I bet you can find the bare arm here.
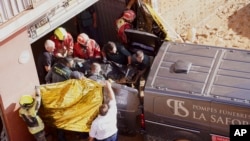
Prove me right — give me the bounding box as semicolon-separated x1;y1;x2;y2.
127;56;132;65
88;137;94;141
105;81;115;101
35;86;41;111
126;0;136;9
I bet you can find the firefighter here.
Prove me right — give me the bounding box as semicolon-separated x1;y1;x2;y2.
45;57;74;83
50;27;74;58
115;9;136;44
19;92;46;141
73;33;101;60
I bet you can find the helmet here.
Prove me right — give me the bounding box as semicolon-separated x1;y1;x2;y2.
77;33;89;45
19;95;34;107
54;27;67;40
122;10;136;22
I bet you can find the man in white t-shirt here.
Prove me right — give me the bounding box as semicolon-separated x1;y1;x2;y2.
89;81;118;141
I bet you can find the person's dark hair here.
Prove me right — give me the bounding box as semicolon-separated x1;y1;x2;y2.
104;41;116;53
59;57;74;66
99;104;109;116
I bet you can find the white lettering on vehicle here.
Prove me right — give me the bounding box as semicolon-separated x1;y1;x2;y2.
166;99;189;117
164;99;250;125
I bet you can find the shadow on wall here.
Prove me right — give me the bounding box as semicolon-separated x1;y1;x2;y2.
228;3;250;39
3;102;34;141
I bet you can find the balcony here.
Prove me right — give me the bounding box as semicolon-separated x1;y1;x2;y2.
0;0;38;25
0;0;98;43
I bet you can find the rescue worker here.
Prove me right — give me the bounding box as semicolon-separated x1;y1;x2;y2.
45;57;74;141
131;50;150;72
45;57;74;83
19;92;46;141
50;27;74;58
73;33;101;60
102;41;132;66
102;41;132;82
115;9;136;44
131;50;151;87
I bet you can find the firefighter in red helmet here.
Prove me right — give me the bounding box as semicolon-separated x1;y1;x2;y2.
50;27;74;58
115;10;136;44
73;33;101;60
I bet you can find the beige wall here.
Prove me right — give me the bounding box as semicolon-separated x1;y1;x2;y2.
0;28;39;141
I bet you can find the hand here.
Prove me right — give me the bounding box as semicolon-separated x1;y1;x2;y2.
104;80;112;88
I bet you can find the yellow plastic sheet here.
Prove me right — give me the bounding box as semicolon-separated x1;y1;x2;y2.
37;79;103;132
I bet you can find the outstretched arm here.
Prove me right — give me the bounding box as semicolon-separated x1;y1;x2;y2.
35;86;42;111
105;81;115;101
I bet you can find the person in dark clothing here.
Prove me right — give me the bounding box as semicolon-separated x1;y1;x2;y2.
37;40;55;84
131;50;151;87
131;50;150;71
45;57;74;83
76;5;100;44
45;57;74;141
102;41;131;66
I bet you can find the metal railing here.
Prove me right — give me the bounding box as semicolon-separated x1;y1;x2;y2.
0;0;43;25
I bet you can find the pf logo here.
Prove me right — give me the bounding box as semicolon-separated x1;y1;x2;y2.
166;99;189;117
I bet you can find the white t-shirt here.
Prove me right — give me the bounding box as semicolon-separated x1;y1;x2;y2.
89;99;118;140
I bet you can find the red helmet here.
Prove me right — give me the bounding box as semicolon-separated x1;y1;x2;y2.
77;33;89;45
122;10;136;22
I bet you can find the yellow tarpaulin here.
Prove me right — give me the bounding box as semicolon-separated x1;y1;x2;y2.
37;79;103;132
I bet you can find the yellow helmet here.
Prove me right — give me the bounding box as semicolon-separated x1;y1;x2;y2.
19;95;34;107
54;27;67;40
